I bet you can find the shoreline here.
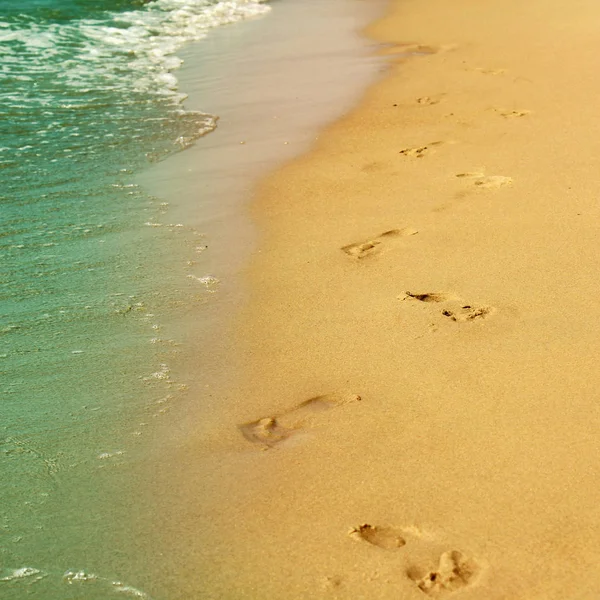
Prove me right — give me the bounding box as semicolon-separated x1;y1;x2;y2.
136;2;386;447
179;0;600;597
132;2;389;598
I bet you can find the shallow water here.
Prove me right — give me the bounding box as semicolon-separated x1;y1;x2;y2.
130;0;388;597
138;0;387;419
1;0;387;595
1;1;270;597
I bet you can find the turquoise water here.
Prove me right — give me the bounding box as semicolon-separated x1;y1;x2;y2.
0;0;270;597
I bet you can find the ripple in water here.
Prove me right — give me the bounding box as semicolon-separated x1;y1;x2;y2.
1;0;271;596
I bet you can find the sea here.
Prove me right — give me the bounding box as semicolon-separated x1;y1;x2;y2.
0;0;383;597
0;1;271;598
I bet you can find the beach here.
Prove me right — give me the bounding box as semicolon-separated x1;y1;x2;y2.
4;0;600;597
155;0;600;598
1;0;386;597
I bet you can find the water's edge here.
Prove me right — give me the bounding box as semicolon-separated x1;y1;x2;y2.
132;1;389;597
0;0;388;597
136;0;387;443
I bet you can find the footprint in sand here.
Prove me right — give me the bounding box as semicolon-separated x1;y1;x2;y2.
494;108;531;118
238;417;290;447
349;524;407;550
399;141;444;158
239;392;361;448
403;292;455;304
417;95;444;106
407;550;481;596
360;160;387;173
380;43;444;57
442;305;493;322
473;67;506;75
348;523;484;594
455;172;513;189
401;291;494;323
341;228;418;259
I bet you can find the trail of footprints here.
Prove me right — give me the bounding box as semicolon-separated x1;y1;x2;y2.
239;63;522;595
340;229;495;324
349;523;482;596
337;78;512;590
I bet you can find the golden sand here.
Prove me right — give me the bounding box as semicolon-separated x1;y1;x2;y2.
158;0;600;597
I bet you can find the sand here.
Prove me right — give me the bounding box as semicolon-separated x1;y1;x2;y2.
155;0;600;598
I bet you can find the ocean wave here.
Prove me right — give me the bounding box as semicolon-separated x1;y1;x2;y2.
0;0;270;171
0;566;152;599
0;1;271;103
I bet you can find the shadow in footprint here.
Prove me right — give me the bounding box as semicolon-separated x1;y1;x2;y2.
455;172;512;189
239;417;291;447
442;305;493;322
380;43;444;57
399;141;444;158
342;228;418;259
494;108;531;118
403;291;454;303
417;95;444;106
408;550;480;596
239;392;361;448
349;524;407;550
473;67;506;75
401;292;494;324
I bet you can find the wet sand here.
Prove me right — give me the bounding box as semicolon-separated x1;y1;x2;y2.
153;0;600;598
135;1;387;598
136;0;385;447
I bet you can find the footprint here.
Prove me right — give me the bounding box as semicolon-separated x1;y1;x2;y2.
342;227;418;259
455;172;512;189
380;43;441;57
401;292;494;324
399;141;444;158
494;108;531;118
473;67;506;75
442;305;493;322
238;417;291;447
349;524;407;550
417;95;444;106
239;392;361;448
360;160;387;173
322;575;343;590
402;291;454;303
473;175;512;189
407;550;480;596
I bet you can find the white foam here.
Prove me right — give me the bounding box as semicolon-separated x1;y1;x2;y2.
97;450;125;460
112;582;151;598
188;274;220;287
0;567;44;582
60;570;152;598
146;363;171;381
64;570;98;583
0;0;271;119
